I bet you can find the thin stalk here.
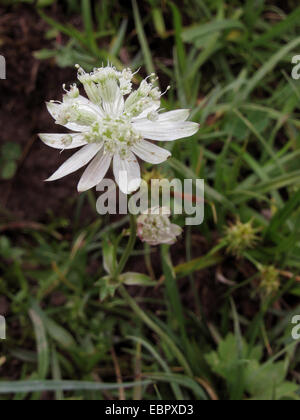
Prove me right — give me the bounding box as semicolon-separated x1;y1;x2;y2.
144;243;156;281
113;215;192;376
113;214;137;280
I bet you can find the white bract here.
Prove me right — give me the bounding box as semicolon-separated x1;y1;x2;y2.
137;207;182;246
39;65;200;194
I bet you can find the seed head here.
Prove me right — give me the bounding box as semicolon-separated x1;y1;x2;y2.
224;218;261;258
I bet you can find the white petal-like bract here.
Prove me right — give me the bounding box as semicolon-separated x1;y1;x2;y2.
46;144;102;182
157;109;190;122
78;150;112;192
132;140;171;164
113;152;141;194
132;120;200;141
39;133;87;150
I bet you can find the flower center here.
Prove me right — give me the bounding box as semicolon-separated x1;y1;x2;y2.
84;116;142;157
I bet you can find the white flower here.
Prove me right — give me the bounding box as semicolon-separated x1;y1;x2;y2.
39;65;200;194
137;207;182;246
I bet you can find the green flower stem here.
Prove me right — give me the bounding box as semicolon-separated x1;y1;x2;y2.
114;214;192;376
144;243;156;281
113;214;137;280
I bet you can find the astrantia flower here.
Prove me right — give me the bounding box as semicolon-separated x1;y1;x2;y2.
39;65;200;194
137;207;182;246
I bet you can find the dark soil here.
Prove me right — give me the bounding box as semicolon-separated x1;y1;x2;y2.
0;5;86;222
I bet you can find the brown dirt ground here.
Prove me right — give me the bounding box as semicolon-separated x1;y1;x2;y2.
0;5;89;222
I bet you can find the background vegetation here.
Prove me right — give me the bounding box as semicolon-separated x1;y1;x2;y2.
0;0;300;400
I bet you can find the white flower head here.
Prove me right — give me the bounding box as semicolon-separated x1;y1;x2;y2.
39;65;200;194
137;207;182;246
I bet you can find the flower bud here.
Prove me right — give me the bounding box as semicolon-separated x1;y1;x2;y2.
137;207;182;246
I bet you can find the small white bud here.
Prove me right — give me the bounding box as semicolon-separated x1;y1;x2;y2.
137;207;182;246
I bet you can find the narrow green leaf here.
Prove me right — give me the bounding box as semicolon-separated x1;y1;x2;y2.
145;373;208;400
81;0;97;52
0;380;152;394
128;336;184;400
29;306;50;379
267;189;300;235
167;158;235;210
242;37;300;99
132;0;156;76
175;254;224;277
110;19;128;57
161;245;188;349
102;238;116;275
120;272;156;286
251;8;300;47
182;19;245;42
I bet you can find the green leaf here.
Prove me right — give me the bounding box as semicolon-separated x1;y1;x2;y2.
242;37;300;100
44;317;76;350
109;19;128;56
1;142;22;160
205;334;262;393
0;380;152;394
267;189;300;236
182;19;245;43
96;276;119;301
29;306;50;379
161;245;188;349
144;373;208;400
120;272;156;286
132;0;156;76
169;1;186;74
51;348;63;401
1;161;17;180
224;110;269;141
102;238;116;275
233;170;300;203
167;158;235;211
38;10;87;46
30;301;76;350
175;253;224;277
34;49;57;60
251;8;300;47
81;0;98;54
244;361;298;400
128;336;184;400
152;7;167;38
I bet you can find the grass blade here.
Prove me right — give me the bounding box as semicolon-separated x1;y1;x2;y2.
0;380;151;394
29;305;50;379
132;0;156;76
